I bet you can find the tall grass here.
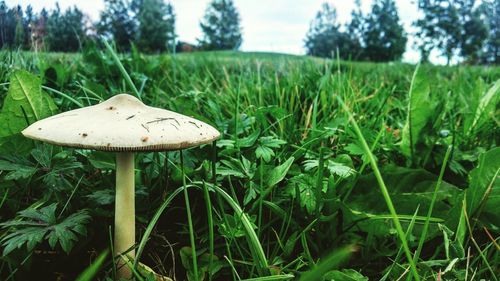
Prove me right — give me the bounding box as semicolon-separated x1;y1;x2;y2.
0;48;498;280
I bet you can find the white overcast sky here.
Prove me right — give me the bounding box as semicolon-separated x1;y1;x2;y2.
8;0;447;63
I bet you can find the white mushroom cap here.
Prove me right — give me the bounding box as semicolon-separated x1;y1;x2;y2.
22;94;220;152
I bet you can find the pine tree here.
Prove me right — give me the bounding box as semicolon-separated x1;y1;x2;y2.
46;4;86;52
23;5;34;49
199;0;242;50
0;2;21;48
14;19;24;48
304;3;350;58
13;5;24;48
346;0;365;60
98;0;138;51
480;0;499;64
363;0;407;62
415;0;462;64
459;4;488;64
136;0;176;53
0;2;6;47
416;0;490;64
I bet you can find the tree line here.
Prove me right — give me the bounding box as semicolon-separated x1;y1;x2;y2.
0;0;498;64
305;0;499;64
0;0;241;53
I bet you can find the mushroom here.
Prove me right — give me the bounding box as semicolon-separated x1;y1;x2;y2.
22;94;220;279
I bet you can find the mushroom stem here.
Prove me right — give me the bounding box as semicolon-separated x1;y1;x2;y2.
115;152;135;279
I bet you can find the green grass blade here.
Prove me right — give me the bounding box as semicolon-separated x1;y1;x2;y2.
337;96;421;281
103;40;141;100
315;146;324;216
413;146;452;264
41;86;84;108
241;274;295;281
463;201;498;280
180;150;199;281
75;249;109;281
202;181;215;281
134;186;184;268
299;245;356;281
382;206;420;281
190;181;269;273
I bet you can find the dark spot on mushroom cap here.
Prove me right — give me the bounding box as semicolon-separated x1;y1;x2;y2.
107;106;116;110
38;128;42;130
82;133;88;137
141;136;149;142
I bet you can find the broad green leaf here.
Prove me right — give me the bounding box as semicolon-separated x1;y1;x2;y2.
243;182;258;205
465;147;500;226
267;157;294;188
87;151;116;170
0;157;37;180
299;245;355;281
239;129;260;148
438;223;465;259
256;136;286;162
256;145;274;162
0;70;58;154
218;213;252;239
288;174;327;215
347;165;461;238
303;159;355;179
400;65;436;159
31;144;53;168
179;246;193;271
86;189;115;205
0;135;34;155
344;143;364;156
324;269;368;281
218;156;256;179
1;204;90;256
468;79;500;134
179;246;222;281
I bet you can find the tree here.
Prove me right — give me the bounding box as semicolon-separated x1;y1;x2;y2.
416;0;462;64
363;0;407;62
46;4;86;52
479;0;499;64
346;0;365;60
23;5;34;49
304;3;351;58
136;0;176;53
13;6;24;48
453;0;488;64
0;2;17;48
415;0;490;64
199;0;242;50
459;4;488;63
98;0;138;51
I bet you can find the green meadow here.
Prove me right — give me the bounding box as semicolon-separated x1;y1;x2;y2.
0;47;498;280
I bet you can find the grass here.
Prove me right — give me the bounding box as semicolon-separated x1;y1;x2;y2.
0;47;498;280
337;95;419;281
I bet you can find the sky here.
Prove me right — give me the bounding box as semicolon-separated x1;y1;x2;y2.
8;0;446;64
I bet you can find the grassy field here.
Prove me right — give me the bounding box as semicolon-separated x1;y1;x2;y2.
0;47;498;280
